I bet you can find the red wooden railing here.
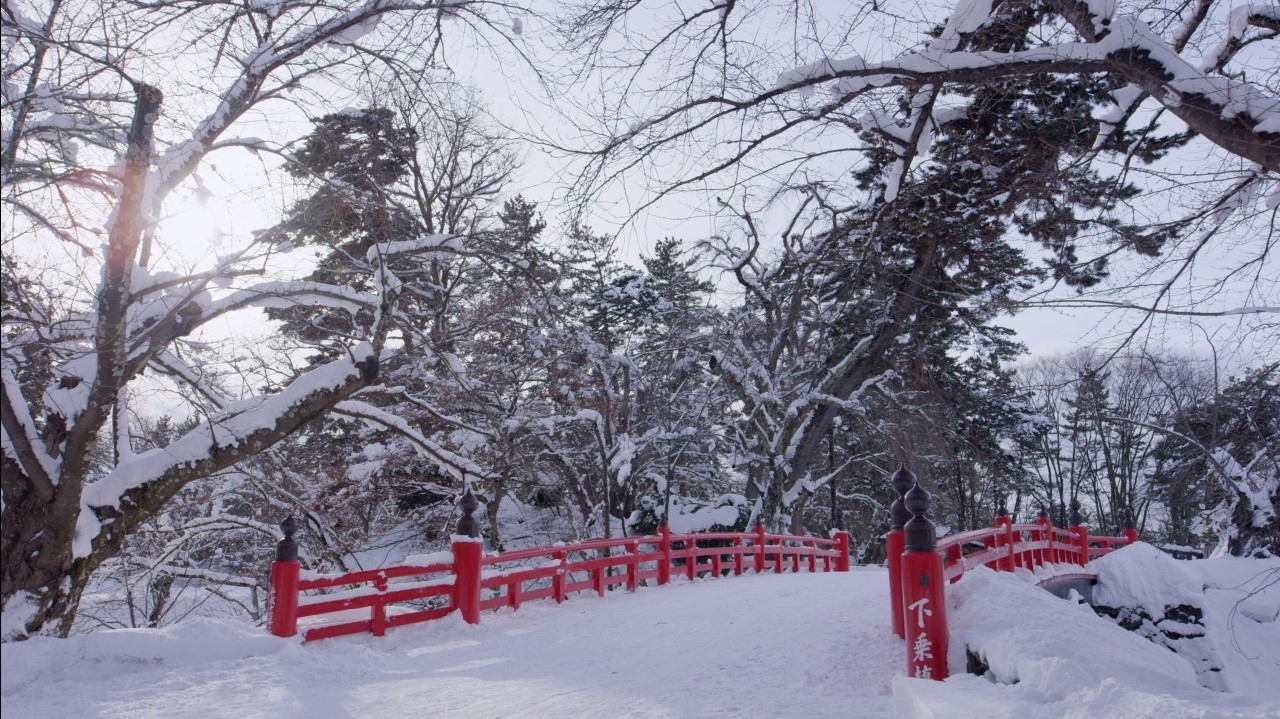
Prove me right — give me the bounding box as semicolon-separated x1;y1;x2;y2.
267;500;850;642
884;467;1138;681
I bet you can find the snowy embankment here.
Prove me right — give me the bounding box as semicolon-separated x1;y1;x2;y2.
3;552;1278;719
900;556;1279;718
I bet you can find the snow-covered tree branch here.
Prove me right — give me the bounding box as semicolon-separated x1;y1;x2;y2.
1;0;527;639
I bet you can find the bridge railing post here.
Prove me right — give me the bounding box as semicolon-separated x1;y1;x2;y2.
832;530;851;572
268;517;300;638
753;523;767;574
901;479;948;681
1122;508;1139;545
626;540;639;591
1069;499;1088;566
1036;506;1051;567
658;525;672;585
994;498;1013;572
550;549;567;601
886;466;913;638
452;489;483;625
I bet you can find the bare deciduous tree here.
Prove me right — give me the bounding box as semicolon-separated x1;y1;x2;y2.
1;0;530;639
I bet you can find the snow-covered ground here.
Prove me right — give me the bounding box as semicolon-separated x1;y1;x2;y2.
2;551;1277;719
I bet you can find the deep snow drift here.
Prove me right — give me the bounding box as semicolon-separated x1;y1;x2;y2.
2;551;1277;719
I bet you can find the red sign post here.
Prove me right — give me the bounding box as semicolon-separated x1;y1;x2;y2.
268;517;300;638
900;481;948;680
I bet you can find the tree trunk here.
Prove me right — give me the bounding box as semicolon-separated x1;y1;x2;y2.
0;459;84;638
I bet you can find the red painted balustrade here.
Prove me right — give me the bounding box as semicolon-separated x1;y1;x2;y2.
884;466;1140;681
1085;533;1137;560
268;513;850;642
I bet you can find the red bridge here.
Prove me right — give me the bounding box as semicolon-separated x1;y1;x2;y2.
267;467;1135;683
267;491;850;642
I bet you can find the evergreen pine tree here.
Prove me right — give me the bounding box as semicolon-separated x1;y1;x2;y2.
1152;365;1279;556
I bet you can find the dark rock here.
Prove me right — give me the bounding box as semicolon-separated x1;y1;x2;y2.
1093;601;1224;691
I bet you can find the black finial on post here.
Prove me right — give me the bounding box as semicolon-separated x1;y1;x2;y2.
276;516;298;562
903;481;937;553
1069;498;1082;527
1037;504;1048;521
456;489;480;538
889;465;914;531
995;494;1009;518
1122;508;1136;531
891;465;914;495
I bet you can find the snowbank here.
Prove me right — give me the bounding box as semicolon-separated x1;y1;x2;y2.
0;618;287;696
1091;542;1224;689
894;552;1280;718
1092;542;1204;620
950;567;1199;699
1184;554;1280;698
1088;543;1280;698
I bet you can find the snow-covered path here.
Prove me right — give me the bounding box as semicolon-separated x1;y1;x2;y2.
2;570;901;719
4;554;1278;719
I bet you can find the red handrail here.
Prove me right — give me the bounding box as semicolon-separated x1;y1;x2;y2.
1084;534;1132;559
268;527;851;641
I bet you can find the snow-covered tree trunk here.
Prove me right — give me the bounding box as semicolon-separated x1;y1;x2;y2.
3;82;158;635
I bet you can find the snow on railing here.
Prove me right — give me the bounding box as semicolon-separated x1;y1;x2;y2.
884;466;1138;681
268;491;851;642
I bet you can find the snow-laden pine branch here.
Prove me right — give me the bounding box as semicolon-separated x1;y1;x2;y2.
332;399;496;481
